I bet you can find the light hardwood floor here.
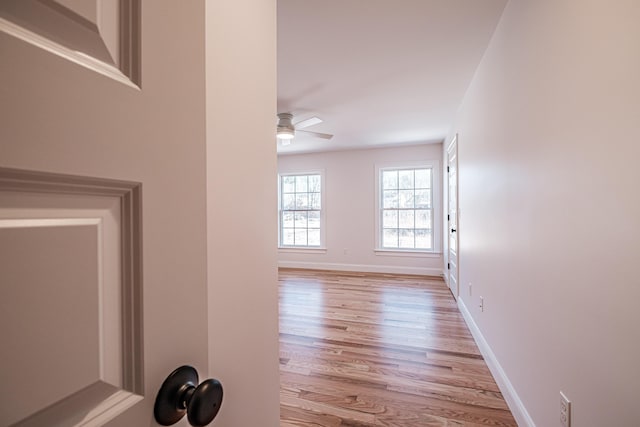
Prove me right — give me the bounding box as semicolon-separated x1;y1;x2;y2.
279;268;517;427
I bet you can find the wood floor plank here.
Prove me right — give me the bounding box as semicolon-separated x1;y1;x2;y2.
279;268;517;427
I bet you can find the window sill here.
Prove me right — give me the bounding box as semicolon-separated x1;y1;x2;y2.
374;249;442;258
279;247;327;254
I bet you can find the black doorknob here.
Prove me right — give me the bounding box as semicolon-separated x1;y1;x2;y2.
154;365;223;426
451;228;457;233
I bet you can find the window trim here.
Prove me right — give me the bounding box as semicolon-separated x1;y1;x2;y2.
374;160;441;254
277;170;326;249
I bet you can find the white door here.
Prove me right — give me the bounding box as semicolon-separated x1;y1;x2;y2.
447;135;459;298
0;2;212;426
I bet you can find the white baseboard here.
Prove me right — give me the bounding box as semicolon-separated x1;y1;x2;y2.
457;298;535;427
278;261;443;277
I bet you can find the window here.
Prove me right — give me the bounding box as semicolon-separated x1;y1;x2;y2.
378;166;433;250
279;173;323;247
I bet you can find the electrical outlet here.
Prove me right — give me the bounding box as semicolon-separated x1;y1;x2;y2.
560;391;571;427
479;296;484;312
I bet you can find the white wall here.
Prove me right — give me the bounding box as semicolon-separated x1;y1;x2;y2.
206;1;280;426
445;1;640;426
278;144;443;276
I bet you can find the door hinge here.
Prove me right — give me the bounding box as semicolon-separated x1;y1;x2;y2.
447;166;450;173
447;263;450;270
447;214;450;221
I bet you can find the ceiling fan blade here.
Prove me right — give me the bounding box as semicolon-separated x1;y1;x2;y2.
294;116;322;130
299;130;334;140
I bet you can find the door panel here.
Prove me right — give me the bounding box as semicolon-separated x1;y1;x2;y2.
0;170;143;426
0;1;208;425
447;135;459;298
2;223;102;425
0;0;140;87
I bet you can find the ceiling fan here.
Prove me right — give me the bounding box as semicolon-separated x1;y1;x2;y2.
276;113;333;145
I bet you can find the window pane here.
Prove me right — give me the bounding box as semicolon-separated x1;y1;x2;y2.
415;209;431;229
282;176;295;193
308;211;320;228
415;229;432;249
383;229;398;248
294;229;307;245
382;170;398;190
399;210;414;229
415;169;430;189
399;170;414;189
294;211;308;228
308;175;321;192
378;167;433;252
399;229;415;248
280;173;323;248
282;211;294;228
383;190;398;209
295;193;309;209
383;210;397;228
309;192;321;209
282;229;294;245
283;194;296;210
415;189;430;208
308;229;320;246
295;175;308;192
399;190;414;208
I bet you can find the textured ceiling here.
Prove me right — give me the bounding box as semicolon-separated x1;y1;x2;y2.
277;0;507;154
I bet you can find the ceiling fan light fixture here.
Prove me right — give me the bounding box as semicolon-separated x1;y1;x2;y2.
276;127;295;139
276;113;295;139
